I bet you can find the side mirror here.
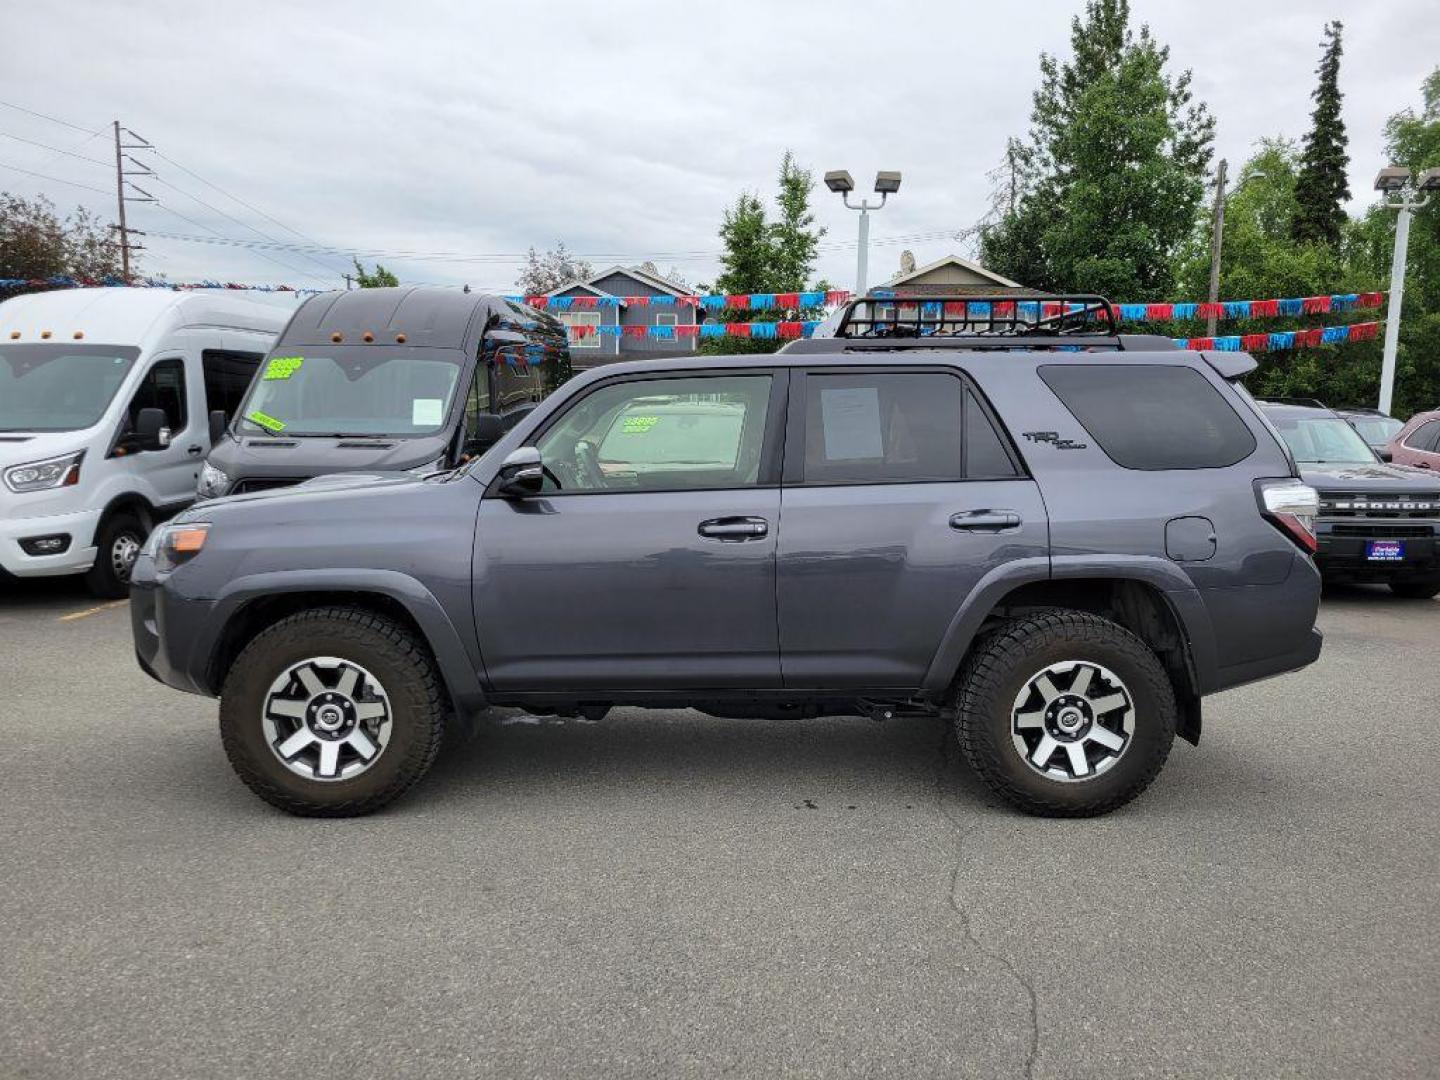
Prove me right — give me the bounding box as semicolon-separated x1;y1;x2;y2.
209;409;228;446
135;407;171;451
466;413;506;454
1378;448;1394;463
496;446;544;498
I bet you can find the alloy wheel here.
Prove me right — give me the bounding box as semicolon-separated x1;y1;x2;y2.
1011;660;1134;782
261;657;393;782
111;532;141;582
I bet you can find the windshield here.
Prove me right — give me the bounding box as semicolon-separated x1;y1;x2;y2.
1270;413;1378;465
0;345;139;432
1347;415;1403;444
237;347;464;437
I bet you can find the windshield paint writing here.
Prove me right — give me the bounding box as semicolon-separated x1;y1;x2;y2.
245;410;286;433
263;356;304;381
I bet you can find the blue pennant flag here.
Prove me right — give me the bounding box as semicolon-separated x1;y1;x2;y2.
699;323;726;338
1277;298;1303;316
1223;301;1251;319
797;291;825;308
1119;304;1146;321
1171;303;1197;320
1321;325;1349;344
548;296;573;311
1268;331;1296;351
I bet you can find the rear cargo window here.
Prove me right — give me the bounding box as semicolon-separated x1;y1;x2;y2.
1039;364;1256;470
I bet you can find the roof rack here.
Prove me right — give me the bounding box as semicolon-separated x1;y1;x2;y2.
831;294;1120;339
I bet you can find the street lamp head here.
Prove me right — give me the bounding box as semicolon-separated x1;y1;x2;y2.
1374;166;1411;193
1417;167;1440;193
824;170;855;195
873;170;902;195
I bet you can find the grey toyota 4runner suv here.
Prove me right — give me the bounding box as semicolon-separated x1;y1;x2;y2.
130;296;1323;818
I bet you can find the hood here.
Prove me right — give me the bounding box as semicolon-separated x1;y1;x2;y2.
207;432;450;485
1298;461;1440;496
0;430;93;468
183;471;427;517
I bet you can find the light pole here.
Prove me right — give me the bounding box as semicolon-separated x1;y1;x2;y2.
1374;166;1440;415
825;169;902;296
1204;161;1266;338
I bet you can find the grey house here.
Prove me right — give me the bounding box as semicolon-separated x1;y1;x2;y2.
546;265;700;368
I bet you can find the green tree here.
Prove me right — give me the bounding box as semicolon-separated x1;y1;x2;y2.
0;193;127;287
1291;22;1350;247
770;151;825;293
979;0;1214;298
352;259;398;288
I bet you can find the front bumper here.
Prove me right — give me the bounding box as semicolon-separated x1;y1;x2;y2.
129;556;218;697
1315;518;1438;582
0;505;102;578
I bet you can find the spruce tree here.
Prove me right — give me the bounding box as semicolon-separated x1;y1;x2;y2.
1291;21;1351;247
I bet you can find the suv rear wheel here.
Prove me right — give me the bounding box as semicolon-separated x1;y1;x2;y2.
219;606;447;816
954;609;1176;817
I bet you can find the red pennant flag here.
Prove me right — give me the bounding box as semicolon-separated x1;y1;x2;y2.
1188;337;1215;351
1241;333;1268;351
1359;292;1384;308
570;295;597;309
674;323;700;338
824;290;849;306
1145;303;1174;321
1349;321;1380;341
622;324;646;339
1195;302;1222;320
725;294;750;310
1249;299;1278;318
775;293;800;310
942;302;966;317
992;301;1015;318
777;321;803;338
677;295;701;308
623;295;649;306
524;295;548;308
1301;295;1331;314
727;322;751;338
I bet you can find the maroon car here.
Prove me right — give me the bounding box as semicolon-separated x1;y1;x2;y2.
1386;409;1440;472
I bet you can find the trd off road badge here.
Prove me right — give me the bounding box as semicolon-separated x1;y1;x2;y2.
1022;430;1089;450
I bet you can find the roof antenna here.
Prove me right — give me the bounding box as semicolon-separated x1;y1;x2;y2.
463;283;471;293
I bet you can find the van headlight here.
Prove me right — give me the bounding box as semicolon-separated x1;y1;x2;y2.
197;461;231;498
4;450;85;493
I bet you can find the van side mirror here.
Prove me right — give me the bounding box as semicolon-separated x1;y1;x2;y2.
496;446;544;498
467;413;505;454
1378;448;1394;463
135;407;171;452
209;409;228;446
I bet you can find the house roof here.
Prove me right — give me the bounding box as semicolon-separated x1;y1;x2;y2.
882;253;1022;289
588;264;693;298
544;281;613;299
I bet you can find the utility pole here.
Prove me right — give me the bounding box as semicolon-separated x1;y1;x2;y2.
1373;165;1440;415
111;121;155;284
344;273;353;290
1206;158;1228;339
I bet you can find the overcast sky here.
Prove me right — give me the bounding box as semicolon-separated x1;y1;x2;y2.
2;0;1436;299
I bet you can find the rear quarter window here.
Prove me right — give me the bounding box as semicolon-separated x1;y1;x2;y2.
1038;364;1257;470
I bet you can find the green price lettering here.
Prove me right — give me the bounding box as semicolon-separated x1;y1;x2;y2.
263;356;304;380
246;410;286;432
621;415;659;433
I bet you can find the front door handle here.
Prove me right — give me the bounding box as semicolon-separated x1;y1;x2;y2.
950;509;1022;532
187;444;204;457
698;516;769;541
1417;462;1432;469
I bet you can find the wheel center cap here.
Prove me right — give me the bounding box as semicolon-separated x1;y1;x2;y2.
313;703;346;732
1056;706;1085;733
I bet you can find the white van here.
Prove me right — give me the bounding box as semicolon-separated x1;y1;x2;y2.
0;288;288;596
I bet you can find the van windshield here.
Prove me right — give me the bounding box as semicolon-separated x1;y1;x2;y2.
237;347;464;437
0;345;139;432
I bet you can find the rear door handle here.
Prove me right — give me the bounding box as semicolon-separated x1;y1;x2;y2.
1418;462;1432;469
698;516;769;541
950;509;1022;532
187;444;204;457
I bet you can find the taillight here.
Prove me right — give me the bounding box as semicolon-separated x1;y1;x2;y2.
1257;479;1319;554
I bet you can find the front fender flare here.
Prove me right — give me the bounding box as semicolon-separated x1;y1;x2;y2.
202;568;486;715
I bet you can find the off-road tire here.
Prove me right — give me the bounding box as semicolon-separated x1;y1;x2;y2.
954;608;1177;817
1389;578;1440;599
84;510;146;598
219;606;447;816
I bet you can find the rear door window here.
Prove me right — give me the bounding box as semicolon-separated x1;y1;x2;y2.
1039;364;1256;470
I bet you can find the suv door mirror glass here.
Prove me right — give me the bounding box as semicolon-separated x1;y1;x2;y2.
208;409;228;446
135;407;171;451
467;413;505;455
496;446;544;497
1377;448;1394;463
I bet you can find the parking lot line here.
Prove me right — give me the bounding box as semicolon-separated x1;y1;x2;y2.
57;600;129;623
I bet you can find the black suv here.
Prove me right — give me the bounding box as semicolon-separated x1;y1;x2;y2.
131;297;1324;818
1259;400;1440;597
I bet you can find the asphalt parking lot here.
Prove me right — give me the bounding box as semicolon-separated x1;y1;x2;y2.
1;580;1437;1080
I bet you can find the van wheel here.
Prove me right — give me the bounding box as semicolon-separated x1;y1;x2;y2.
1389;577;1440;599
953;609;1176;817
83;510;146;598
219;606;447;817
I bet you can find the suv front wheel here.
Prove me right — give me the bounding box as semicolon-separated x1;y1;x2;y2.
219;606;447;816
954;609;1177;817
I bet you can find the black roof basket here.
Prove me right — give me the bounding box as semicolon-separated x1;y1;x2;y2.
834;294;1120;339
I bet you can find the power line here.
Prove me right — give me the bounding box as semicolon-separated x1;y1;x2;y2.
0;130;110;168
0;160;111;195
0;99;92;134
141;196;341;286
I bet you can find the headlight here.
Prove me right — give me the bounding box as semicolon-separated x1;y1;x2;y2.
197;461;231;499
150;522;211;573
4;450;85;493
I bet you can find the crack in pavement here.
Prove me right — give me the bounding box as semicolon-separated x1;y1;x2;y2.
931;723;1042;1080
